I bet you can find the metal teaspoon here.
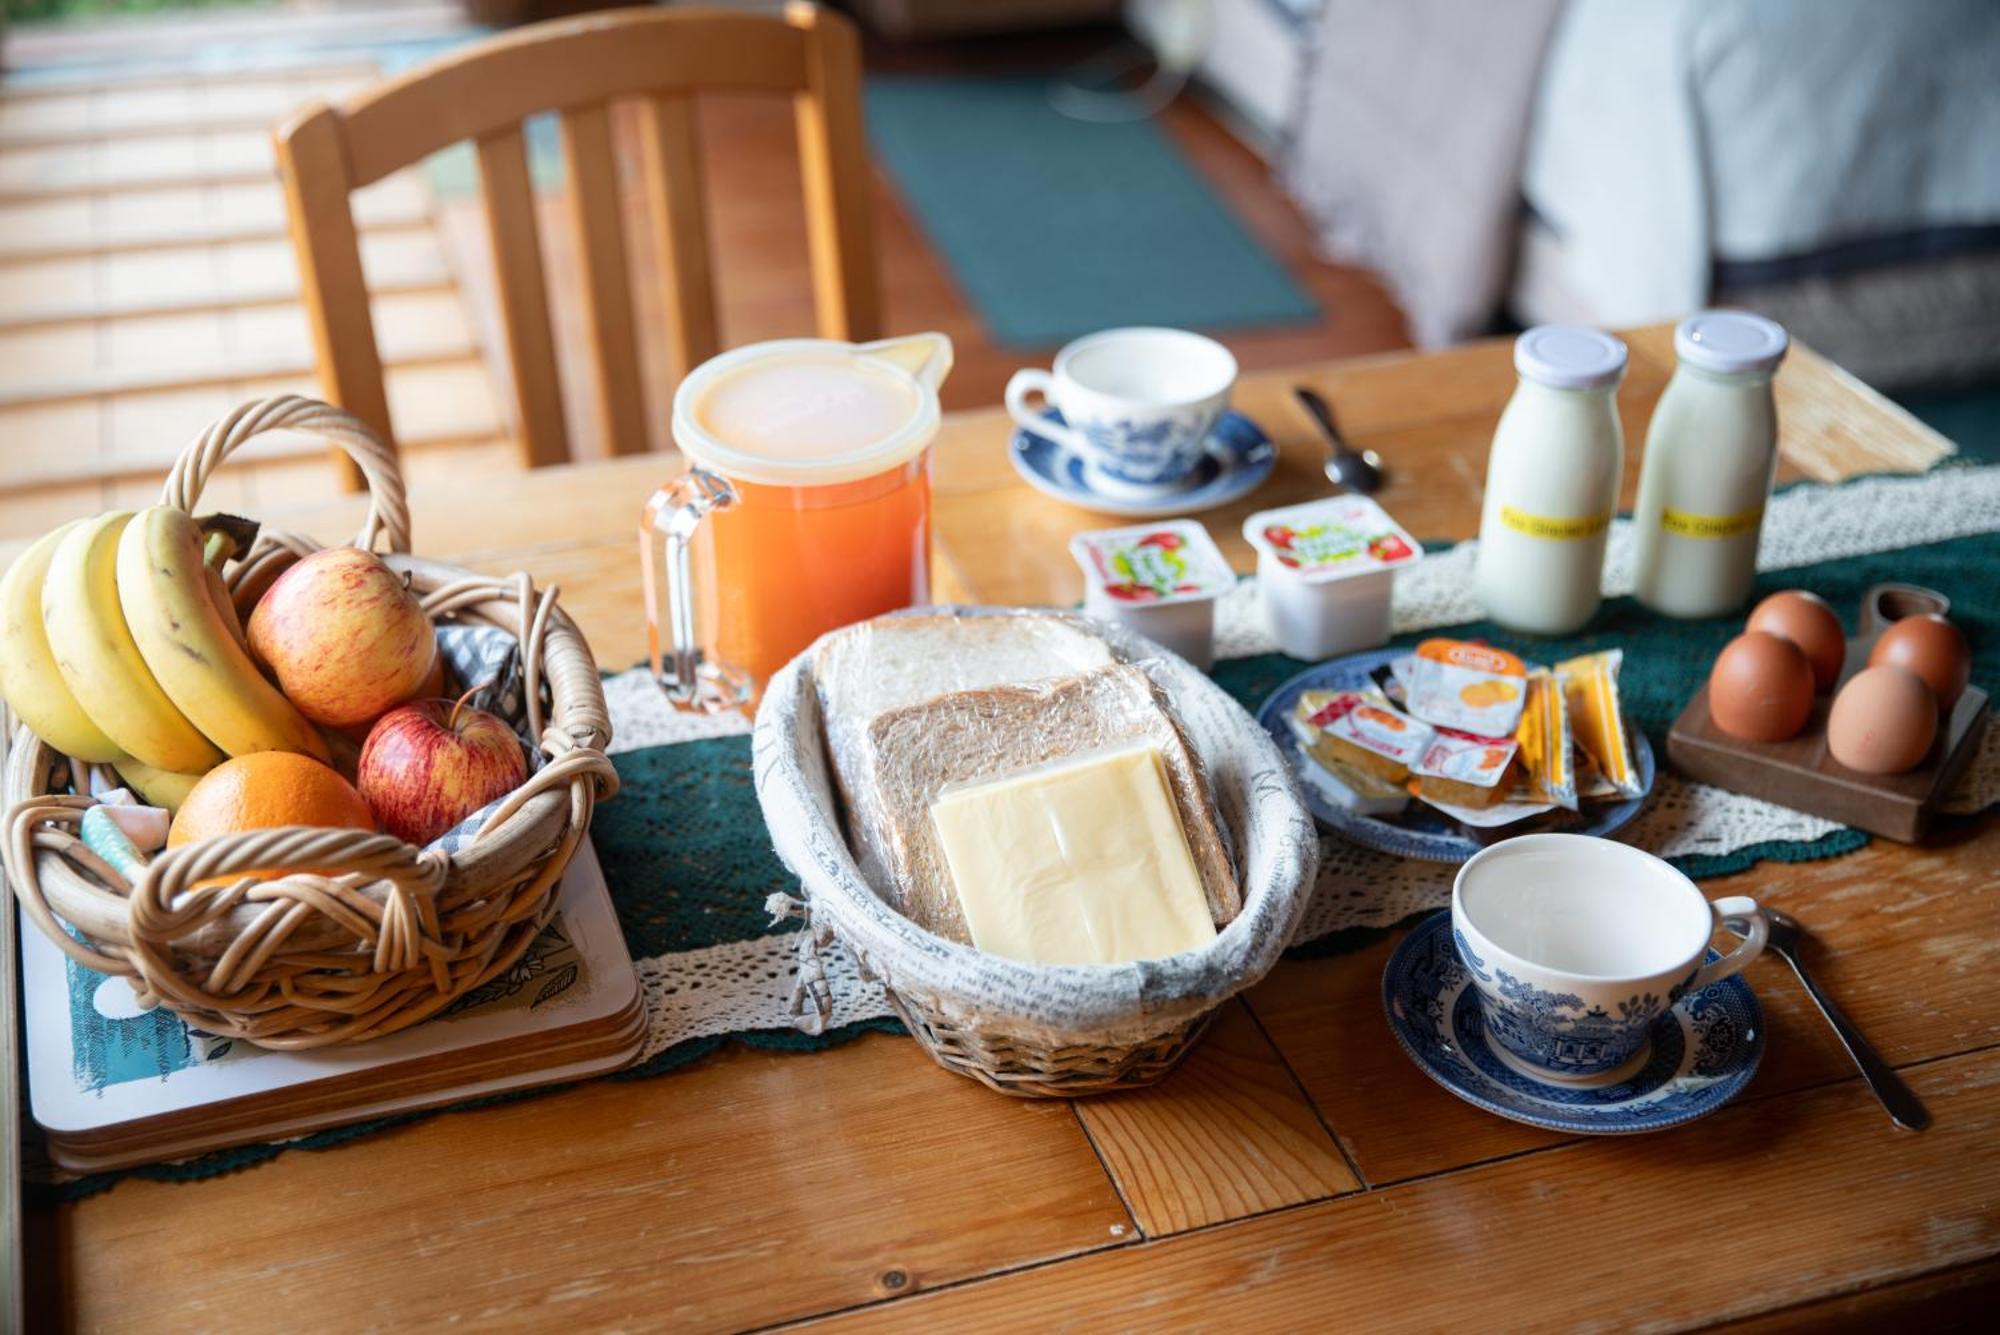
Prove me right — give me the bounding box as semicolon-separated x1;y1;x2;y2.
1295;386;1385;495
1729;908;1930;1130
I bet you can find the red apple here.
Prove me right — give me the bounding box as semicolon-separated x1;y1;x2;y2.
358;688;527;846
248;546;438;729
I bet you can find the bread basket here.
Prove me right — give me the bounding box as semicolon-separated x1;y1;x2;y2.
754;608;1319;1096
1;396;619;1049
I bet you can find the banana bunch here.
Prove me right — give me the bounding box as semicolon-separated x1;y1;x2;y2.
0;507;328;807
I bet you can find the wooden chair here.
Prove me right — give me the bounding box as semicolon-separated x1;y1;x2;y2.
275;3;881;488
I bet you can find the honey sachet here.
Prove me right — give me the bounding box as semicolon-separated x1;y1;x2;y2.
1556;649;1641;799
1514;668;1577;810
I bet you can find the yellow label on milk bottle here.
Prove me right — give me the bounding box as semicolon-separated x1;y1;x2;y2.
1658;505;1764;540
1498;505;1612;542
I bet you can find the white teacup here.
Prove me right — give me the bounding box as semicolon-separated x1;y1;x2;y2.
1006;327;1237;498
1451;834;1769;1085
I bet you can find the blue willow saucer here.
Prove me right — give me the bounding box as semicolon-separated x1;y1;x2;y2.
1381;911;1764;1135
1009;407;1277;518
1255;649;1655;863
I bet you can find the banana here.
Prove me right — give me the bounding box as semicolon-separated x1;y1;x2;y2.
116;506;328;763
111;755;206;814
0;520;126;762
40;512;224;774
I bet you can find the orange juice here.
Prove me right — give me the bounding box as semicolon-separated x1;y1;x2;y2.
644;335;952;711
697;457;932;691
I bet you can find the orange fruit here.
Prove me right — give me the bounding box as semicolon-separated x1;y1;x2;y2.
167;753;376;882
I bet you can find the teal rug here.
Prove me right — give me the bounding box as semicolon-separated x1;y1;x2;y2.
865;76;1320;347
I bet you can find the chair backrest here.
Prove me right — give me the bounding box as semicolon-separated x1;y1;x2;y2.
275;2;880;486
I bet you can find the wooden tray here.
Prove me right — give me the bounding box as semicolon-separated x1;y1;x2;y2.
1667;584;1988;842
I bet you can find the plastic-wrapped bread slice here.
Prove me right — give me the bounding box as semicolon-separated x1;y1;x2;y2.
814;610;1119;906
861;663;1242;943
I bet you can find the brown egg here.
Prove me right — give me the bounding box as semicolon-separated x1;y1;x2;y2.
1827;665;1938;774
1708;631;1816;742
1746;590;1846;693
1868;613;1971;710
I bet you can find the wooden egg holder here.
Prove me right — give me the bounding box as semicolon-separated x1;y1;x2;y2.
1667;584;1988;842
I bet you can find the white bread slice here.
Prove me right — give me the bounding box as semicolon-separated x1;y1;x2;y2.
814;611;1116;744
858;664;1242;944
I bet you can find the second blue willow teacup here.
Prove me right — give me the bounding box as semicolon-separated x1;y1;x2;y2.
1005;327;1237;498
1451;834;1769;1085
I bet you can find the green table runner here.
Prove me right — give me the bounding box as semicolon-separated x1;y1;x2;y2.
41;484;1998;1197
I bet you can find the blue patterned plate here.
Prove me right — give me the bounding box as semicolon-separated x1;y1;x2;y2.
1382;910;1764;1134
1255;649;1654;863
1009;407;1277;518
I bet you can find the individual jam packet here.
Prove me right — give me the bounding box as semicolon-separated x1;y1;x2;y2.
1406;639;1529;737
1515;668;1578;810
1410;727;1520;809
1297;688;1434;782
1557;648;1642;799
1287;699;1410;816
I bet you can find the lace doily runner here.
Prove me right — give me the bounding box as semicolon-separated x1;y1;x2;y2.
50;465;1997;1193
599;463;2000;1067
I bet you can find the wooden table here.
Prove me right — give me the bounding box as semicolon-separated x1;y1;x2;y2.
29;328;2000;1330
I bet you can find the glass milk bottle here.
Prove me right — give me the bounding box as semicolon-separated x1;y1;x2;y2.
1631;311;1789;618
1473;326;1628;635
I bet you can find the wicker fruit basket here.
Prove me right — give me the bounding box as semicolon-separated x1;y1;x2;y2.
754;609;1319;1097
1;396;619;1049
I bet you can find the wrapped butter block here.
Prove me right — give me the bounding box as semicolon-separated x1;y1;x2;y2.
860;663;1240;944
930;744;1219;966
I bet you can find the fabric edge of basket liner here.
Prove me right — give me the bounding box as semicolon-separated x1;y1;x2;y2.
752;605;1320;1050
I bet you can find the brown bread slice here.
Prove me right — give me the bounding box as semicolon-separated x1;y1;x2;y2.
860;664;1241;943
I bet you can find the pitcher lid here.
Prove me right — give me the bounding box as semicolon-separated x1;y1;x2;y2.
671;334;953;487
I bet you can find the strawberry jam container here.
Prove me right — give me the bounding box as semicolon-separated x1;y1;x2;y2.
1242;496;1423;660
1069;519;1235;669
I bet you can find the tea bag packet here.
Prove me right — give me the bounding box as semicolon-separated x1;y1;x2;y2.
1557;649;1643;799
1405;639;1529;737
1514;668;1578;810
857;662;1239;943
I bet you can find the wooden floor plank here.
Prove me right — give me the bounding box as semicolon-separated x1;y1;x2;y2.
821;1046;2000;1332
1071;1001;1360;1236
62;1034;1135;1332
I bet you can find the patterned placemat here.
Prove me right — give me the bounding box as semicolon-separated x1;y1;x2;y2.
41;463;2000;1194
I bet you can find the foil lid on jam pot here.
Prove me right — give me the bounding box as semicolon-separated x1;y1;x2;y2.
1069;520;1236;607
1241;496;1423;583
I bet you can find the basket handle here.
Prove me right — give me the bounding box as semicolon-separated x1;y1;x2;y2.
161;395;412;555
127;829;450;996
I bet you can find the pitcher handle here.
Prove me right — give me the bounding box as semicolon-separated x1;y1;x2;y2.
640;469;752;713
1693;895;1769;991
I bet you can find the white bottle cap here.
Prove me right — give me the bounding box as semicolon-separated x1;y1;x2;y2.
1514;325;1628;391
1675;310;1788;375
